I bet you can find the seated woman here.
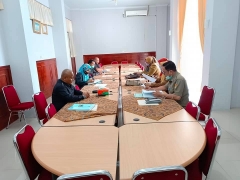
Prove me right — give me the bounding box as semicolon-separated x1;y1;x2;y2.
139;56;161;78
145;58;169;88
75;63;94;89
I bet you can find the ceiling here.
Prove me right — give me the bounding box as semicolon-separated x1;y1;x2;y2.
64;0;170;10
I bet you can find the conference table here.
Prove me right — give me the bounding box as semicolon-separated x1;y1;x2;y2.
32;63;206;180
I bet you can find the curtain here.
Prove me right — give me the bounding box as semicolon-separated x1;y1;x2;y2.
198;0;206;52
66;19;75;57
178;0;187;51
0;0;4;10
27;0;53;26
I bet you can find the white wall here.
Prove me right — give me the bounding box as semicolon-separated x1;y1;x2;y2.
0;17;8;66
65;5;71;20
203;0;239;110
169;0;179;66
231;2;240;108
49;0;71;77
71;6;168;69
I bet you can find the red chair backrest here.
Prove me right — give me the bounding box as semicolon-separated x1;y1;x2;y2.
185;101;199;120
198;86;215;116
200;118;220;176
58;175;112;180
46;103;57;119
57;170;113;180
121;61;128;64
2;85;21;109
75;85;80;90
111;61;118;64
33;92;48;121
99;63;103;67
133;167;187;180
15;125;42;180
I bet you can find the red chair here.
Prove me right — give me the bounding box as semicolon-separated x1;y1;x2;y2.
140;65;144;71
32;92;48;126
2;85;34;129
121;61;128;64
13;124;52;180
111;61;118;64
198;86;215;121
185;101;200;120
186;118;221;180
45;103;57;119
99;63;103;67
133;166;188;180
57;170;113;180
75;85;80;90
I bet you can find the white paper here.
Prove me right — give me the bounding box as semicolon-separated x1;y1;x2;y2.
142;89;156;93
94;79;102;84
105;69;110;72
94;84;107;88
91;105;98;111
137;100;159;106
142;73;156;82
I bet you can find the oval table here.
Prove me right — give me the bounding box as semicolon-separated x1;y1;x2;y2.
119;122;206;180
32;126;119;179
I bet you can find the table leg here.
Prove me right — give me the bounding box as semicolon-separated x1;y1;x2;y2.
52;173;58;180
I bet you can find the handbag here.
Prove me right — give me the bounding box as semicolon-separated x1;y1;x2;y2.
125;73;140;79
125;79;141;86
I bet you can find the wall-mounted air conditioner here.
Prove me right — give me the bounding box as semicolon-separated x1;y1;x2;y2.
125;9;148;17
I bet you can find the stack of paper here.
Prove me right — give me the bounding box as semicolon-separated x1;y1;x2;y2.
94;84;107;89
68;104;96;111
137;100;159;106
142;89;156;98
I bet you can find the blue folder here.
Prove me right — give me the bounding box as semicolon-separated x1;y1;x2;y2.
68;104;95;111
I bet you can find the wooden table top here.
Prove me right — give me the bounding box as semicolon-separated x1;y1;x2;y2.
32;126;119;178
44;115;116;127
119;123;206;180
123;109;196;124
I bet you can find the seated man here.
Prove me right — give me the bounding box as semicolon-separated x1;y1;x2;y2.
150;61;189;108
52;69;90;111
94;57;104;74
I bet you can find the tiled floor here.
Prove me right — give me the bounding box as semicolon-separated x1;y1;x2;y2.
0;107;239;179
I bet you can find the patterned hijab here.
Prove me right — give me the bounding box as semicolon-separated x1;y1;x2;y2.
78;64;91;81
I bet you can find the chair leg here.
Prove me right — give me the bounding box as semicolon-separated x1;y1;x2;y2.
22;113;27;125
6;112;12;129
19;112;23;122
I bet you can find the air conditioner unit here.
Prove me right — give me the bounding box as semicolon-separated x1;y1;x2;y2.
125;10;148;17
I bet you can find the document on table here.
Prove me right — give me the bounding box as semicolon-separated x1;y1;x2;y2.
94;79;102;84
142;74;156;82
94;84;107;89
137;100;159;106
142;89;156;93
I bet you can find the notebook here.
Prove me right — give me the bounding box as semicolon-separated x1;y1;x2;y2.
68;104;96;111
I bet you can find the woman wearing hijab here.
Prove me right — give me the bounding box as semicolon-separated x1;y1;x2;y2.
145;58;169;88
75;63;94;89
141;56;161;78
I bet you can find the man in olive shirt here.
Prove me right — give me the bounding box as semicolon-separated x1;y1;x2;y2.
151;61;189;107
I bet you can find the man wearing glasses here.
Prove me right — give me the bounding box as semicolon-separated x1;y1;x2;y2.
149;61;189;108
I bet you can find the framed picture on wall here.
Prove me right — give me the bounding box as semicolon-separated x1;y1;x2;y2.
42;24;48;35
32;19;41;34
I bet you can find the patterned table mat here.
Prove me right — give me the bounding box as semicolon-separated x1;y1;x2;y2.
54;96;118;122
122;95;183;121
